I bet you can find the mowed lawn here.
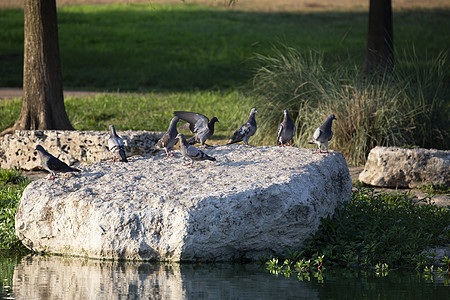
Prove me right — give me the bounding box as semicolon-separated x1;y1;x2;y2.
0;1;448;91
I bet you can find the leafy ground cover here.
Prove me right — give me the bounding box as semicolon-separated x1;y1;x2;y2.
0;169;30;250
262;188;450;276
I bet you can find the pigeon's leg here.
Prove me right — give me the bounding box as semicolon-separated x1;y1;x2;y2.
48;172;56;180
317;144;322;154
200;143;212;149
169;151;176;157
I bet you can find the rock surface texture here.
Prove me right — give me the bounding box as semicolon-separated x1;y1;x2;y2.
359;146;449;188
0;130;163;170
16;145;352;262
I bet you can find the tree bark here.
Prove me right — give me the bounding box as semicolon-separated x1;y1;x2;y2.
362;0;394;75
1;0;73;136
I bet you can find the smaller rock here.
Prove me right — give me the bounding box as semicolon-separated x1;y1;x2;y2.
359;146;449;188
0;130;163;170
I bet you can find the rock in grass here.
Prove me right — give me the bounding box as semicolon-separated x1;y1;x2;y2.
0;130;163;170
359;146;450;188
15;145;351;262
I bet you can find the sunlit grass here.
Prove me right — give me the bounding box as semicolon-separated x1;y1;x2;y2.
1;3;449;91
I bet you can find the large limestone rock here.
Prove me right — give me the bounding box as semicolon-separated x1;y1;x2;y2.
15;145;352;262
359;146;449;188
0;130;163;170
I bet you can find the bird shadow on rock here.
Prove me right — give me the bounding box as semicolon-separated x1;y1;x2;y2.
214;160;263;167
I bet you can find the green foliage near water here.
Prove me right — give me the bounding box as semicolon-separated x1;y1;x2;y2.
0;169;30;250
262;188;450;271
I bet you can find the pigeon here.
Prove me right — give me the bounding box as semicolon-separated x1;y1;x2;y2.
227;108;258;146
173;111;219;148
176;133;216;168
308;114;337;153
35;145;81;180
277;109;296;147
152;116;181;157
108;125;128;162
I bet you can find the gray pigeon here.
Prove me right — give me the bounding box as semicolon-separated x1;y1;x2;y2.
176;133;216;168
35;145;81;180
108;125;128;162
308;114;337;153
227;108;258;145
152;116;181;157
173;111;219;148
277;109;296;147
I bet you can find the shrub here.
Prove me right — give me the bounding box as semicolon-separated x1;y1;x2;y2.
251;46;449;165
286;188;449;268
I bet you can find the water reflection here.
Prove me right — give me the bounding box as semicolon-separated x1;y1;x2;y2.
12;255;318;299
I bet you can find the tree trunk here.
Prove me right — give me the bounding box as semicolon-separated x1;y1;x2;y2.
1;0;73;136
362;0;394;75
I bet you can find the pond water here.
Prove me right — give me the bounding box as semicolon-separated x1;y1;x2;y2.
0;252;448;299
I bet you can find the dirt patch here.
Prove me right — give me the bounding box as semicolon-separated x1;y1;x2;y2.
0;88;109;100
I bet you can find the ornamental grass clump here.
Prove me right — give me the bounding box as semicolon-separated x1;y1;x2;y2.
251;46;449;165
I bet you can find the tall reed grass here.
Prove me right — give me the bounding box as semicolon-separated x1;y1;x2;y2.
251;46;449;165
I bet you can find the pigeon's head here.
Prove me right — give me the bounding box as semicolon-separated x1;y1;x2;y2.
35;145;46;154
284;109;289;116
328;114;337;121
250;108;258;115
109;125;117;134
210;117;219;123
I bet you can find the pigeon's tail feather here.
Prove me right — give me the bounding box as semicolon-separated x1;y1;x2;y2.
187;136;197;145
69;167;81;172
205;154;216;161
178;122;191;131
119;149;128;162
227;132;242;144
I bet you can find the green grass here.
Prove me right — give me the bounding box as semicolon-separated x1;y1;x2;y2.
263;188;450;269
0;4;449;91
0;90;254;142
65;90;253;138
0;169;30;250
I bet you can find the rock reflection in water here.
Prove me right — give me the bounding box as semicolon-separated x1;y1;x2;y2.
13;255;318;299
